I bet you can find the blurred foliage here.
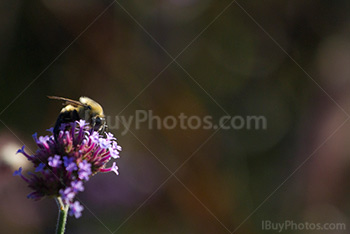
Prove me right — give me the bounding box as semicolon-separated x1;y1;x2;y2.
1;0;350;233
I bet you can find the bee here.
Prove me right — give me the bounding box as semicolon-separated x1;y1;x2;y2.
48;96;107;139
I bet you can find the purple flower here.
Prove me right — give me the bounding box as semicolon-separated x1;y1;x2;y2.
35;163;46;172
71;181;84;192
48;155;62;168
16;146;25;155
110;162;119;175
16;145;32;160
110;149;120;159
13;167;22;176
13;167;30;183
78;160;91;171
112;141;122;151
106;132;116;141
77;120;87;127
69;201;84;218
78;160;92;181
59;188;75;203
32;133;38;142
34;134;51;151
46;127;54;133
99;138;111;149
100;162;119;175
38;135;50;144
14;120;122;218
88;131;100;144
63;156;77;172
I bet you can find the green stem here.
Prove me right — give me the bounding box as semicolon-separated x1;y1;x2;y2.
55;197;69;234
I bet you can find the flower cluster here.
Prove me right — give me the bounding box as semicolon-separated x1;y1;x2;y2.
14;120;121;218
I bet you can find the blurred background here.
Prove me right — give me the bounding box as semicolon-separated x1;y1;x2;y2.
1;0;350;233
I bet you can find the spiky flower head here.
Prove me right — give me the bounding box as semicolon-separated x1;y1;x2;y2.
14;120;121;218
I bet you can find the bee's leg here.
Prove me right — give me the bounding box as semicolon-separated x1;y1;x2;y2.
104;123;108;133
97;123;106;137
102;122;109;135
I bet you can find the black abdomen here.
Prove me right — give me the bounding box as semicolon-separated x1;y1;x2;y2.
53;110;80;140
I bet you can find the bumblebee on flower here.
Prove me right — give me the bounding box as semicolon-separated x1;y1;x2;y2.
14;119;122;219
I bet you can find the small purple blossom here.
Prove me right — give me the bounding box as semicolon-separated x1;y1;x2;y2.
48;155;62;168
46;127;54;133
106;132;116;141
108;141;121;159
35;163;46;172
13;167;22;176
99;138;111;149
110;149;120;159
16;145;32;160
112;141;122;151
71;181;84;192
63;156;77;172
77;120;87;127
14;167;30;183
78;160;91;171
14;120;122;218
100;162;119;175
32;132;38;142
16;146;25;155
38;135;50;144
88;131;100;144
111;162;119;175
59;187;75;203
69;201;84;219
78;160;92;181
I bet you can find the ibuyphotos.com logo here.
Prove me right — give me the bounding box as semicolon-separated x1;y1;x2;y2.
106;110;267;135
262;220;346;232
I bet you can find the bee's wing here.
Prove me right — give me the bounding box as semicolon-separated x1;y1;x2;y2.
47;96;86;107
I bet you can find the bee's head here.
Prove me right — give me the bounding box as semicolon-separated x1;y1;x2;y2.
79;97;106;132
